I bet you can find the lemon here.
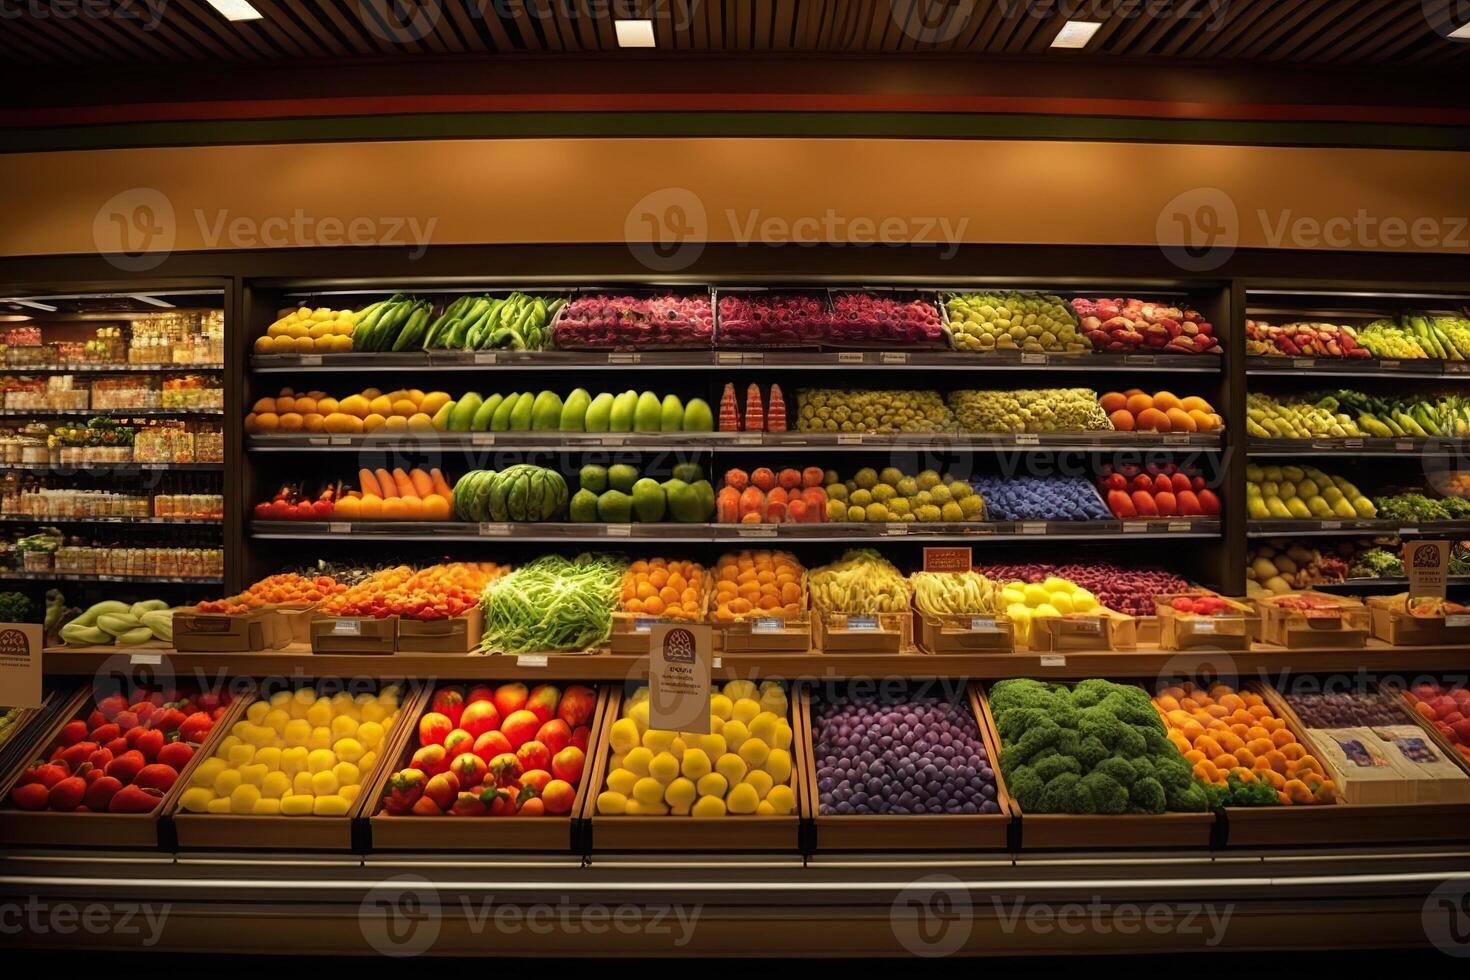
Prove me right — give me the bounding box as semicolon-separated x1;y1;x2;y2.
691;795;727;818
597;791;628;815
627;700;650;734
238;763;268;787
226;742;255;767
715;752;748;785
648;752;680;784
747;712;779;745
696;733;726;758
252;798;283;815
722;720;749;751
333;762;360;788
609;718;640;753
190;758;225;788
359;751;377;774
280;746;308;776
632;776;665;807
680;748;712;781
606;767;638;797
664;777;697;810
642;729;675;753
758;689;788;716
269;689;293;709
623;746;653;777
330;715;359;739
179;787;213;813
730;698;761;725
723;680;758;702
261;772;291;799
696;773;728;799
738;737;770;769
254;747;281;771
283;719;312;746
246;701;270;725
311;770;339;796
767;785;796;814
708;694;733;720
307;727;333;751
333;738;364;764
307;748;337;773
313;795;350;816
213;768;242;798
772;721;794;751
292;771;315;796
341;784;360;805
206;798;232;814
281;794;314;816
765;748;793;786
727;782;759;814
756;801;776;815
357;722;385;748
229;784;261;814
743;769;773;798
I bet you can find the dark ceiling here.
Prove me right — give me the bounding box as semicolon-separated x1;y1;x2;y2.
3;0;1468;68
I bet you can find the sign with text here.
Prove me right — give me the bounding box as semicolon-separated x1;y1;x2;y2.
1405;540;1449;599
923;547;973;573
0;622;42;709
648;623;711;733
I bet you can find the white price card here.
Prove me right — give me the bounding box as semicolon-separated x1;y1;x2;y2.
1014;433;1040;446
330;619;361;636
1020;522;1047;534
129;652;164;666
516;654;548;668
328;522;352;534
329;435;352;446
1193;619;1217;634
473;351;497;364
837;352;864;364
604;524;632;537
1039;655;1066;668
478;523;511;536
880;352;908;364
1021;352;1047;365
752;617;784;633
298;354;322;366
969;617;1000;633
845;615;879;631
470;432;495;446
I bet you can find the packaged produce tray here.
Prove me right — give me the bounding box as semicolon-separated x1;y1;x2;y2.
1254;591;1369;649
813;611;913;654
914;610;1014;654
1366;595;1470;646
1154;592;1257;652
170;682;425;851
581;682;806;852
309;615;397;655
978;682;1216;850
798;682;1013;851
172;608;292;653
396;608;483;655
0;685;245;848
366;682;606;852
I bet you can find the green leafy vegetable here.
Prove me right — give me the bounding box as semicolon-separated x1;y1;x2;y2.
480;553;626;654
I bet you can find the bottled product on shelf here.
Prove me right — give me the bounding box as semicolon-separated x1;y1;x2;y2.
128;310;225;365
0;482;223;520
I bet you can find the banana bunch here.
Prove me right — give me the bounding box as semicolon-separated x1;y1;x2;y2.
423;292;565;351
60;599;172;647
1358;315;1470;360
809;549;911;615
911;571;1002;617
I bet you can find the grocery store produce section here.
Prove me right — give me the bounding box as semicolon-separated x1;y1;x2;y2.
5;275;1470;956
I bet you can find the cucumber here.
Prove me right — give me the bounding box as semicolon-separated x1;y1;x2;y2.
392;304;431;351
75;600;131;627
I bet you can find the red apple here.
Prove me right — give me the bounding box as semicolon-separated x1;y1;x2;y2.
536;719;571;755
459;701;502;740
411;743;449;776
542;779;576;815
441;728;474;758
557;685;597;728
552;746;585;785
525;684;561;724
423;771;460;810
570;726;591;751
516;740;551;774
466;684;494;705
493;683;528;719
449;752;489;787
418;712;453;747
430;686;465;727
472;730;513;763
501;710;540;750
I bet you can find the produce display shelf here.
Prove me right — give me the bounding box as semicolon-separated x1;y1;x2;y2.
246;431;1223;452
1315;576;1470;590
0;409;224;418
1;572;222;584
38;641;1470;682
250;350;1224;373
248;518;1222;543
1245;355;1464;379
0;363;225;374
0;462;225;473
0;516;222;526
1247;519;1470;537
1248;437;1470;456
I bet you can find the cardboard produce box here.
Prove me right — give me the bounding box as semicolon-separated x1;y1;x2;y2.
1303;724;1470;805
310;615;397;654
1254;591;1369;649
173;608;292;653
1367;594;1470;646
1154;592;1257;651
1028;610;1136;652
396;608;483;654
915;610;1014;653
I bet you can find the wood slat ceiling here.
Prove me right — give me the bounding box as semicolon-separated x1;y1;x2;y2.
3;0;1468;67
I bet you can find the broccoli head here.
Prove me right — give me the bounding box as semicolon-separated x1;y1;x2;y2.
989;679;1056;717
1032;753;1082;784
1165;781;1212;813
1140;726;1176;756
1112;725;1147;759
1037;772;1082;813
1079;771;1129;815
995;706;1054;743
1009;718;1069;765
1093;756;1138;786
1070;678;1118;708
1075;735;1110;771
1128;776;1166;814
1007;764;1045;812
1224;773;1280;807
1077;706;1126;748
1152;754;1193;791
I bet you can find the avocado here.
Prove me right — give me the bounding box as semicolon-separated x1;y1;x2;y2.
609;391;638;432
568;489;600;523
671;462;704;484
530;390;563;431
470;393;503;431
692;479;715;519
659;394;684;432
682;397;714;432
634;391;663;432
596;489;633;523
584;392;615;432
447;392;482;432
662;478;708;523
631;478;667;522
607;463;640;494
579;464;608;495
560;388;591;432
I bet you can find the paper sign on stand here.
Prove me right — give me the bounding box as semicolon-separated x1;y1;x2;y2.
649;623;711;734
1405;540;1448;599
0;623;42;709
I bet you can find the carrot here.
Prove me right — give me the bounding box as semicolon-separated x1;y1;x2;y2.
374;468;398;499
429;467;453;497
358;468;382;498
392;467;417;498
409;468;434;498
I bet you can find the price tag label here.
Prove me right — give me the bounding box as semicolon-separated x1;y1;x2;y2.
1123;521;1151;533
634;617;662;633
1405;539;1449;599
1446;614;1470;628
1292;357;1315;369
1014;433;1040;446
298;354;322;366
473;351;497;364
1396;440;1416;451
607;352;640;364
1320;521;1341;530
649;623;711;733
737;525;777;538
478;523;511;536
717;352;743;364
601;435;626;447
880;352;908;364
516;654;548;668
307;437;328;446
1400;527;1421;536
1343;438;1364;448
1124;354;1154;366
845;615;879;631
1021;352;1047;365
752;617;784;634
733;433;761;445
1070;618;1103;634
1380;359;1400;369
1193;619;1217;634
470;432;495;446
328;522;351;534
1162;433;1190;445
837;352;864;364
712;657;722;669
884;523;908;536
969;617;999;633
129;652;163;667
836;434;863;445
605;524;632;537
331;619;361;636
742;352;764;364
923;547;972;572
1020;522;1047;535
1039;654;1066;668
1168;521;1191;533
329;435;352;446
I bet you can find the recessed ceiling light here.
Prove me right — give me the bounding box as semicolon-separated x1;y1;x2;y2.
1051;20;1102;49
1451;21;1470;40
204;0;263;21
615;19;656;48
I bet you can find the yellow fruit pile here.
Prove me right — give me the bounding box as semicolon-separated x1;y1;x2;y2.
596;681;797;818
253;307;358;354
244;386;454;435
177;686;401;817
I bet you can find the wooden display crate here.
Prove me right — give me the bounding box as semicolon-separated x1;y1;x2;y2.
914;610;1014;654
609;612;709;655
0;687;246;848
173;608;292;652
365;683;607;852
813;611;911;654
976;681;1215;850
1028;610;1136;652
711;616;811;654
1154;592;1257;652
1366;595;1470;646
1253;591;1368;649
581;683;805;852
171;682;426;851
798;682;1012;851
309;615;397;654
396;608;484;654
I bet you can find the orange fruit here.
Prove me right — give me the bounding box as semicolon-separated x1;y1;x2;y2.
358;494;383;520
1187;409;1215;431
382;498;407;521
1099;392;1128;413
254;412;280;432
1165;408;1197;432
1135;407;1171;432
1152;391;1182;412
1179;395;1212;413
252;397;277;414
334;497;361;520
1125;393;1154;415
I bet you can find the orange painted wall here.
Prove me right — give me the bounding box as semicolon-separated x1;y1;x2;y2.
2;137;1468;257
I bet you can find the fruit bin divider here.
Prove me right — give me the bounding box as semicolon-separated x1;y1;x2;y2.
1250;681;1470;845
169;681;428;851
979;680;1216;851
0;685;249;849
796;681;1013;853
0;687;70;790
578;681;806;853
360;683;609;853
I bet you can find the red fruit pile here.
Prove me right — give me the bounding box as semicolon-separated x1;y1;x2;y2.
717;467;828;524
1403;682;1470;764
1245;320;1369;359
8;686;230;814
719;383;787;432
1072;297;1220;354
717;293;826;346
1096;462;1220;519
252;483;340;522
553;294;713;350
827;292;945;347
381;682;597;818
1169;595;1237;616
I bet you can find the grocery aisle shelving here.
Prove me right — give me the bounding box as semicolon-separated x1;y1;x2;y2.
1245;519;1470;537
0;516;221;526
1;572;222;584
1248;437;1470;455
5;363;226;374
